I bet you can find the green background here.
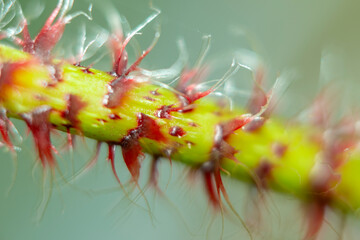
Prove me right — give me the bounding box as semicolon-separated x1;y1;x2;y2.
1;0;360;239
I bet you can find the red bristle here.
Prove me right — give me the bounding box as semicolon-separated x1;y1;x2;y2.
121;141;143;181
124;44;154;76
149;155;160;187
109;34;128;76
184;87;212;103
202;167;219;207
304;201;326;240
255;160;273;188
247;68;267;114
221;116;253;139
107;143;122;184
242;116;265;132
213;167;227;202
178;68;198;89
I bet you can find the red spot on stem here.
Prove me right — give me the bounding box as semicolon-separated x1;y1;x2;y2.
45;63;63;87
255;160;273;188
271;142;288;158
108;113;121;120
103;77;137;108
61;94;87;129
80;67;94;74
143;96;155;101
150;90;161;96
156;105;174;119
189;122;198;127
155;104;195;119
61;94;87;148
169;126;186;137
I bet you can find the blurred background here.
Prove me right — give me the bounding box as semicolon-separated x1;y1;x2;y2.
1;0;360;239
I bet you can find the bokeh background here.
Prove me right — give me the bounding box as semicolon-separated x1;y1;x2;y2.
1;0;360;239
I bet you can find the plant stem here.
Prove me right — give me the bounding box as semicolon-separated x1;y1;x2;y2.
0;43;359;215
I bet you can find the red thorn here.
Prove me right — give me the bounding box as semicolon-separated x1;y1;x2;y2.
247;68;267;114
107;143;121;184
119;113;166;182
185;87;212;103
175;66;211;103
19;2;66;61
149;156;160;187
121;142;143;182
242;116;265;132
65;128;75;149
109;34;128;76
21;106;55;168
124;45;153;76
214;167;226;201
178;69;197;89
203;169;219;207
177;67;208;92
21;21;33;53
0;108;14;151
304;201;326;240
221;116;253;139
255;160;273;189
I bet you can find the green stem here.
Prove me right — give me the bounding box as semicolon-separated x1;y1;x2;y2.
0;43;359;215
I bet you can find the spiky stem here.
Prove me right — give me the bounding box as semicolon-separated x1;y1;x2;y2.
0;43;359;219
